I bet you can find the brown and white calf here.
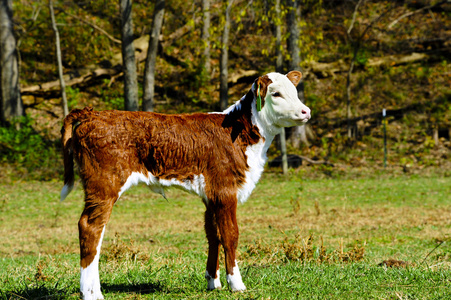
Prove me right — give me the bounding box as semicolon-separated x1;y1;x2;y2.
60;71;310;299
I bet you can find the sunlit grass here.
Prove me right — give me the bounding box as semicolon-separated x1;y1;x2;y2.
1;171;450;299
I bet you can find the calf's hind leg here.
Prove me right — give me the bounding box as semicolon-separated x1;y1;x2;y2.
78;196;115;300
204;204;222;290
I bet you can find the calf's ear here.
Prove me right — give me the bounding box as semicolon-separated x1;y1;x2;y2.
253;75;272;109
286;71;302;87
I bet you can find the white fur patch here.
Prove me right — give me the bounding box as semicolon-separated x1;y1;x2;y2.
205;269;222;290
226;261;246;292
80;226;105;300
237;139;270;203
118;172;158;198
60;183;74;202
119;172;207;201
236;101;279;204
159;174;207;200
221;96;244;114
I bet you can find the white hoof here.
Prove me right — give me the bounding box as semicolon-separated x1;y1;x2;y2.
80;285;104;300
226;264;246;292
205;270;222;290
80;267;104;300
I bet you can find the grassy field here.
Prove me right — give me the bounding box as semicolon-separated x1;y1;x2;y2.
1;170;450;299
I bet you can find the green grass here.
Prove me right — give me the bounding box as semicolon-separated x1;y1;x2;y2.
1;171;450;299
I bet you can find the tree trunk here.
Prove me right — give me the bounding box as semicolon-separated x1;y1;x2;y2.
0;0;23;125
142;0;165;112
219;0;233;111
346;56;356;139
433;125;439;145
286;0;308;148
286;0;301;76
291;126;311;148
275;0;287;174
49;0;68;117
275;0;283;73
120;0;138;111
202;0;211;76
280;127;289;175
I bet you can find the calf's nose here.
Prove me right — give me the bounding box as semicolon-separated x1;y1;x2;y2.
299;106;311;120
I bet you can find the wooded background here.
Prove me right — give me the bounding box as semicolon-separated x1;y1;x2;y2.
0;0;450;179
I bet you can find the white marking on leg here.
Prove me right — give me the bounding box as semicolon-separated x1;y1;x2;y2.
80;226;105;300
205;269;221;290
226;261;246;292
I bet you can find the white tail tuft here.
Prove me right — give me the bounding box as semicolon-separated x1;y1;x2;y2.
60;183;74;202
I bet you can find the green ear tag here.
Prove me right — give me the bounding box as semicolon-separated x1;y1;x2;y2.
257;84;262;112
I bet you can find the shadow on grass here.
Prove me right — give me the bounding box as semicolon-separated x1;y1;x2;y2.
1;281;165;299
1;284;75;300
102;280;165;296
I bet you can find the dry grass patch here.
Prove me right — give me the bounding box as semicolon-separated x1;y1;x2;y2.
242;234;366;265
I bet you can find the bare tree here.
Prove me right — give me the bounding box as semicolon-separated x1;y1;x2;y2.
387;0;449;30
120;0;138;111
345;0;363;138
219;0;233;111
202;0;211;76
0;0;23;125
61;9;121;44
345;0;390;138
49;0;68;117
142;0;165;112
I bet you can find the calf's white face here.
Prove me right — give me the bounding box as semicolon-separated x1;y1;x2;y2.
261;72;311;128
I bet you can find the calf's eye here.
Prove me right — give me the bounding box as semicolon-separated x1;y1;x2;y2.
272;92;281;97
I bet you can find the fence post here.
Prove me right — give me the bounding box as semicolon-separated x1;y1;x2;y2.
383;108;387;168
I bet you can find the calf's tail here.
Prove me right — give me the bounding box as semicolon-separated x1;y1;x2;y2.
60;107;92;201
